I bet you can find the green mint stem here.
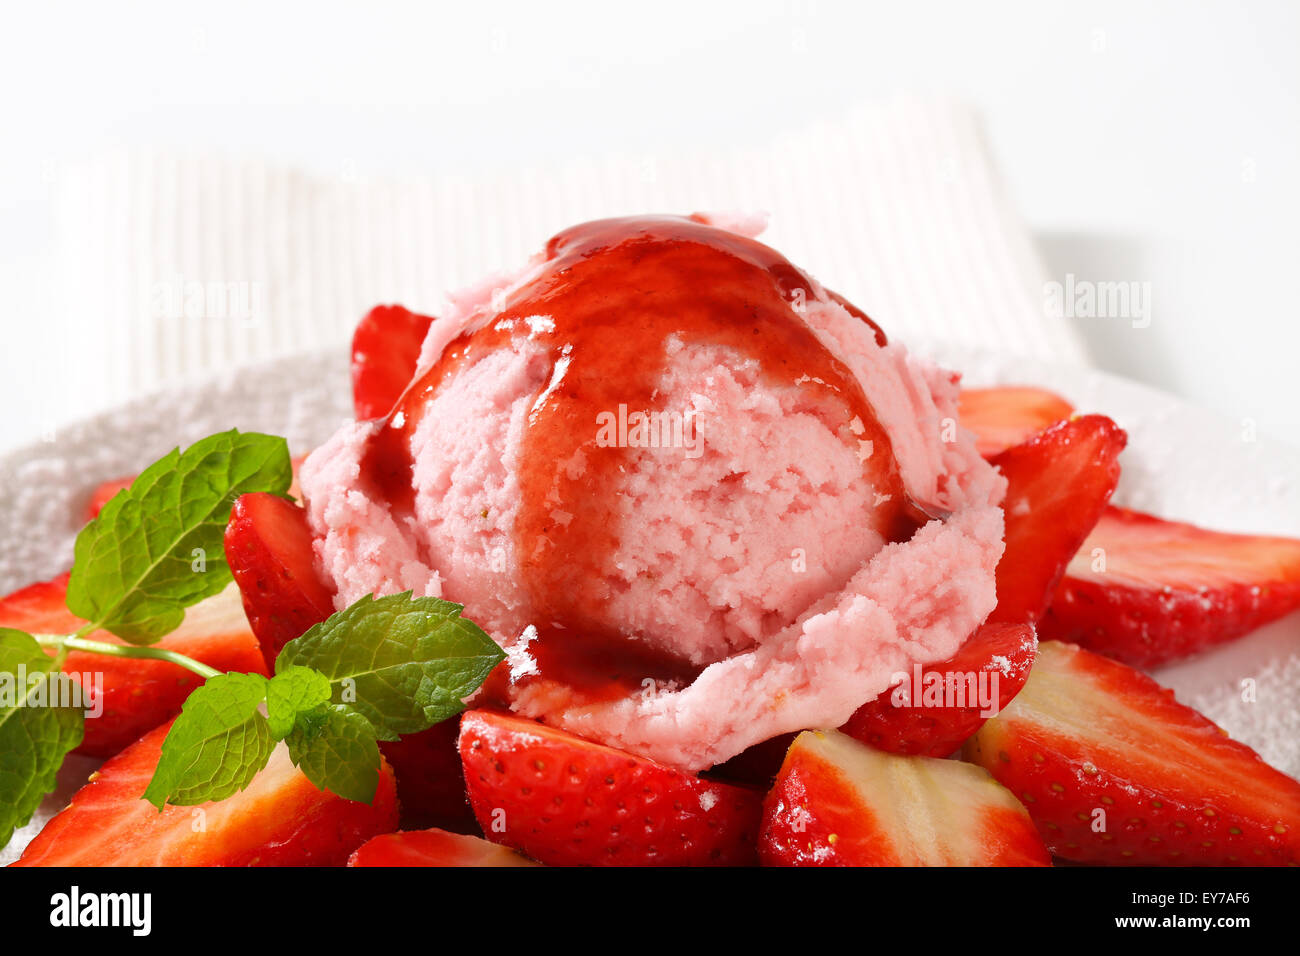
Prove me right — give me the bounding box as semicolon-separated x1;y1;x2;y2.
33;634;223;680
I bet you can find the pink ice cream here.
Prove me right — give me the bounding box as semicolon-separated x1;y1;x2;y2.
299;214;1006;771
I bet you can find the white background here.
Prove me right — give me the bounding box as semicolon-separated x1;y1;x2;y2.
2;0;1297;445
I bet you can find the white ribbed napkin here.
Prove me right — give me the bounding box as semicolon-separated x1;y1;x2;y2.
29;97;1086;448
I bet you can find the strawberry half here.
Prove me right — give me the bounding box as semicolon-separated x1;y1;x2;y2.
14;719;400;866
963;640;1300;865
990;415;1126;625
0;576;267;757
459;709;763;866
1042;505;1300;668
958;386;1075;458
378;717;478;832
351;304;435;421
225;492;336;671
760;729;1050;866
840;621;1037;757
348;828;537;867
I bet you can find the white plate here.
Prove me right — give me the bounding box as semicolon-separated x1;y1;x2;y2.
1;343;1297;863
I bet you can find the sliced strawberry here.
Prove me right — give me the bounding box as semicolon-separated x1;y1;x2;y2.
1042;506;1300;667
226;492;336;671
459;709;763;866
990;415;1126;626
840;621;1037;757
348;828;537;867
958;386;1075;458
0;576;267;758
963;640;1300;865
351;304;435;420
760;729;1050;866
378;717;478;832
14;719;399;866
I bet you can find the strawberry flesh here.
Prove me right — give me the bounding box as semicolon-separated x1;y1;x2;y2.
963;640;1300;865
990;414;1126;625
760;729;1051;866
841;621;1037;757
459;709;763;866
351;303;435;421
1042;505;1300;667
225;492;336;671
958;386;1075;458
348;828;536;867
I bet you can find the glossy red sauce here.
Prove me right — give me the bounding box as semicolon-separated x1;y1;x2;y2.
361;216;910;702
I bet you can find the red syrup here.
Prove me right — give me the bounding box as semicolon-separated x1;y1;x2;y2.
360;215;916;703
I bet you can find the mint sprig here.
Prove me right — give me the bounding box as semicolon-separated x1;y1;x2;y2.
1;430;292;849
67;430;292;644
0;428;505;853
143;592;505;810
0;629;85;848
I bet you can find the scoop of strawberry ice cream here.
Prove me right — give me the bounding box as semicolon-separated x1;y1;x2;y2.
299;215;1005;771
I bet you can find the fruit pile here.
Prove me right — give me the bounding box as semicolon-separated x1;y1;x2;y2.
5;306;1299;867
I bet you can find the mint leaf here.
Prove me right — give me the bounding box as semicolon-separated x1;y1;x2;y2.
278;592;505;737
68;430;292;644
131;593;502;813
143;671;273;809
266;666;331;739
0;629;85;847
285;704;380;804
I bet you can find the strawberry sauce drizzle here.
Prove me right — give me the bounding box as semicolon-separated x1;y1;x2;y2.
360;216;912;701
